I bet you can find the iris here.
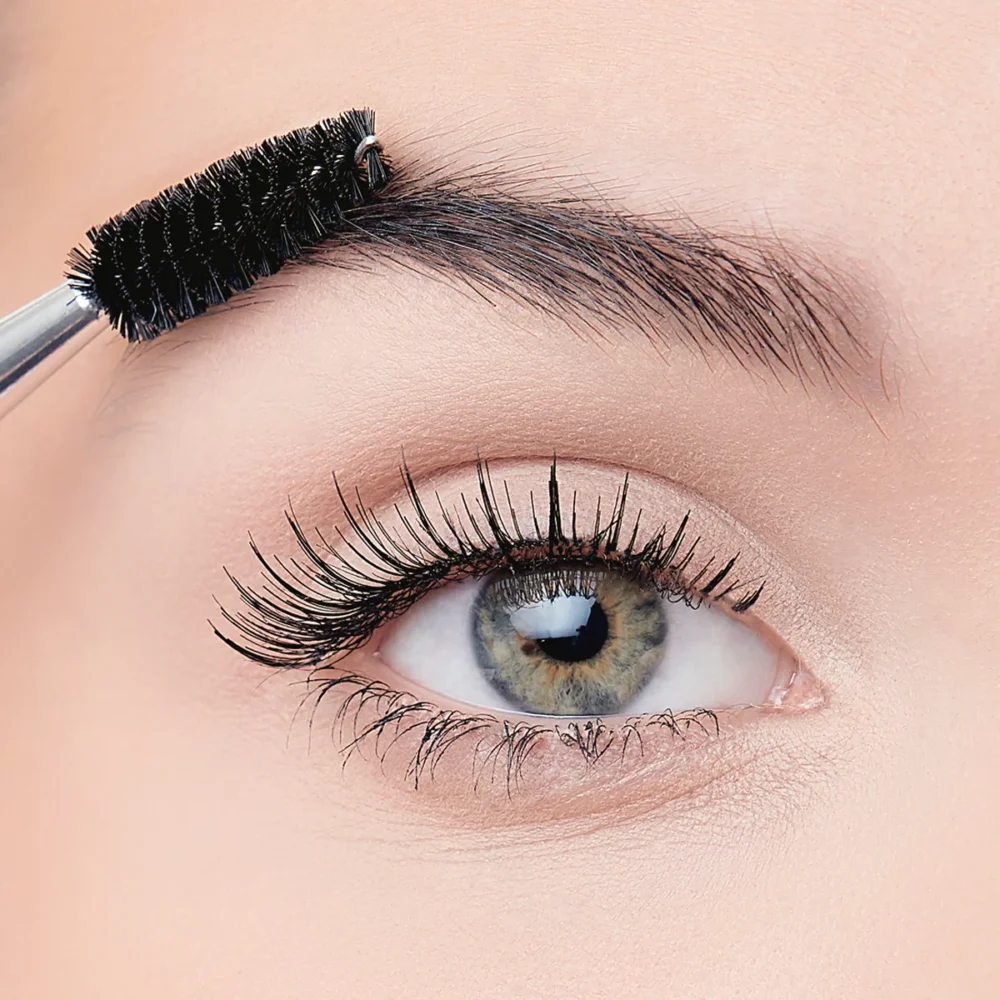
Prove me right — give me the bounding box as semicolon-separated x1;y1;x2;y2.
471;568;668;715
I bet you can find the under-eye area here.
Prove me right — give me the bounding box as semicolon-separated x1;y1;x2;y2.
214;456;823;799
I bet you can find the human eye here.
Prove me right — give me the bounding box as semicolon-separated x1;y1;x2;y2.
382;564;786;718
216;455;821;805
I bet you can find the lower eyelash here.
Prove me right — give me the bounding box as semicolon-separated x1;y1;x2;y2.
298;666;722;796
214;456;765;671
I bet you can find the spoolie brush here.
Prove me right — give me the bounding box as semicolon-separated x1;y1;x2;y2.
0;108;390;415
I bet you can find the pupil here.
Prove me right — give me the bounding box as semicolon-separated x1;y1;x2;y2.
535;600;609;663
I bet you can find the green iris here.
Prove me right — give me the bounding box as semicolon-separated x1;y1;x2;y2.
471;567;668;716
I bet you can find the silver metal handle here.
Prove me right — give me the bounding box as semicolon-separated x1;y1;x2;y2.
0;284;101;417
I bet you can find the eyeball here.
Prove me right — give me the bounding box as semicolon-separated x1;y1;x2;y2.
379;566;791;717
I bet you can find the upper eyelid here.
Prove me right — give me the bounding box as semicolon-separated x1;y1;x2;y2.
214;457;774;671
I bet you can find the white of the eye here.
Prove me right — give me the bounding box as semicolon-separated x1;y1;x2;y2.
509;595;596;639
378;577;522;711
379;578;782;715
624;600;779;713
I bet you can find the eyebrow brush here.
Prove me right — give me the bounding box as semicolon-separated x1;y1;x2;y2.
0;108;390;417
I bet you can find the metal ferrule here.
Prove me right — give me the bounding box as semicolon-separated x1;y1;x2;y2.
0;283;101;417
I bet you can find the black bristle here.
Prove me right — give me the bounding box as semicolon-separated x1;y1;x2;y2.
66;108;390;342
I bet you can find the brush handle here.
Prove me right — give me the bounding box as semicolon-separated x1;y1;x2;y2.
0;284;101;418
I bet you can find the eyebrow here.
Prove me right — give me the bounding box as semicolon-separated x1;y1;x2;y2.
301;160;873;394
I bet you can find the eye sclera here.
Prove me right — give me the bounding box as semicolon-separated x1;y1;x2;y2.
370;621;812;722
378;564;806;720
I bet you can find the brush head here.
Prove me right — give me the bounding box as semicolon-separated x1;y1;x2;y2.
66;108;390;342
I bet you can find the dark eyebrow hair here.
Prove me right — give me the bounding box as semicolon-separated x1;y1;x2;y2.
305;159;874;395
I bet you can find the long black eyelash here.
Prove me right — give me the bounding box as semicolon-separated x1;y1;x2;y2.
214;456;765;670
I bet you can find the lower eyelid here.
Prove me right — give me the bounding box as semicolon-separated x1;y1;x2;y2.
287;645;825;829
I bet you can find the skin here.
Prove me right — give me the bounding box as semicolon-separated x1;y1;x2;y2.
2;0;999;996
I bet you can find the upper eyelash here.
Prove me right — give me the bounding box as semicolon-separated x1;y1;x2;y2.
213;457;765;671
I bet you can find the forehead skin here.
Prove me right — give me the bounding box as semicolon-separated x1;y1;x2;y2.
2;2;1000;998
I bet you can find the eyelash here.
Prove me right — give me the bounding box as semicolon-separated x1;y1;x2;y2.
214;458;766;790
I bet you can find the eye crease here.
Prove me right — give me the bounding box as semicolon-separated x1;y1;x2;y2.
216;456;816;790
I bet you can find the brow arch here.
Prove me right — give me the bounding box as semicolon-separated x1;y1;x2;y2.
300;160;875;397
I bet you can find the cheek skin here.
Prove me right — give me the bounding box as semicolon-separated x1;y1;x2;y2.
0;268;980;999
0;261;994;1000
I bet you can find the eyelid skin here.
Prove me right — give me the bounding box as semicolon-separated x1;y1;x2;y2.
217;455;830;832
